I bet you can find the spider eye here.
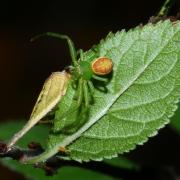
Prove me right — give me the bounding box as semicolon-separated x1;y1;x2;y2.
91;57;113;75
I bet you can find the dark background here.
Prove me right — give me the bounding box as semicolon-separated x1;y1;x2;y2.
0;0;180;179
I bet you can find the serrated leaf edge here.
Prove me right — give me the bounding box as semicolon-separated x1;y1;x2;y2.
24;20;180;163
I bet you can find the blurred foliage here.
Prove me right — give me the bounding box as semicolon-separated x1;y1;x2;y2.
0;159;115;180
104;156;139;170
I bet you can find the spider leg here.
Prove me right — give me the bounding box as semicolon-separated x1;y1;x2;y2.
79;49;85;61
92;75;108;82
61;78;83;117
77;49;84;60
77;78;83;107
83;81;89;107
30;32;78;67
87;80;94;104
87;80;94;93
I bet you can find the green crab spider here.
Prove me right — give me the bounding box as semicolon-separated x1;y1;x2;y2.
31;32;113;107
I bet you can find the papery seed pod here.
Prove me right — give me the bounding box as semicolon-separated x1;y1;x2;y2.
7;71;71;150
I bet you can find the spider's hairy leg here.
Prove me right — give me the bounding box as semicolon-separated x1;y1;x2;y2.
83;81;89;107
92;75;108;82
77;49;84;59
87;81;95;104
77;78;83;106
61;78;84;116
79;49;85;61
30;32;78;67
87;80;94;93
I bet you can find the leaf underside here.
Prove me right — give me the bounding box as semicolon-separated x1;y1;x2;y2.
25;20;180;163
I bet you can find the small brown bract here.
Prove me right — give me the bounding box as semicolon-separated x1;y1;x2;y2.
91;57;113;75
59;146;67;153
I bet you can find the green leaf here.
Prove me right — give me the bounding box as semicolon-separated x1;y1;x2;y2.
15;20;180;163
0;121;114;180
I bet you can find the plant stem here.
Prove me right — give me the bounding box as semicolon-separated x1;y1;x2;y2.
158;0;176;16
1;142;177;179
0;142;138;178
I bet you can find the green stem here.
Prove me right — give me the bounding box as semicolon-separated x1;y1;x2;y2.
158;0;175;16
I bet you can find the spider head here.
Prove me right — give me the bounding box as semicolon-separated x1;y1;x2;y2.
79;61;93;80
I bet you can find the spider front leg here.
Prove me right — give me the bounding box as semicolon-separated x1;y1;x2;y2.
77;49;84;60
87;80;95;104
76;78;83;107
77;79;90;107
83;80;90;107
31;32;78;67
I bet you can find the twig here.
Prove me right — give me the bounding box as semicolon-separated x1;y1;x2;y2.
0;142;43;161
1;141;179;179
158;0;176;17
148;0;179;24
0;141;141;179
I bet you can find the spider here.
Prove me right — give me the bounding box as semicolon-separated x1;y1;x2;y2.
31;32;113;107
6;33;113;151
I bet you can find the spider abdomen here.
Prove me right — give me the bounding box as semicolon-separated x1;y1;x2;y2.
91;57;113;75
